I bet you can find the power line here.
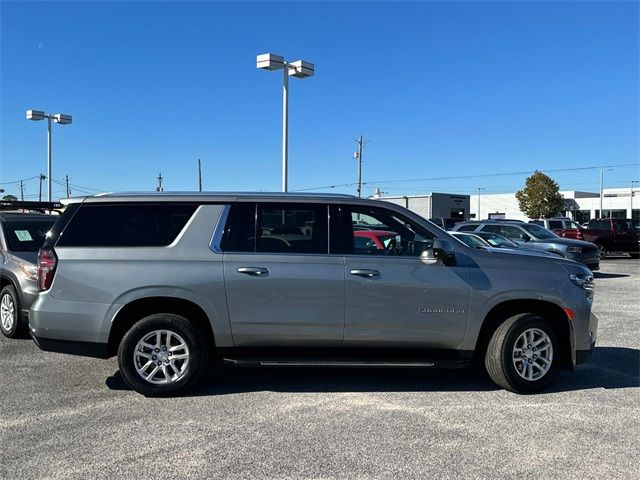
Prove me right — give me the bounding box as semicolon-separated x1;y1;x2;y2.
293;162;640;192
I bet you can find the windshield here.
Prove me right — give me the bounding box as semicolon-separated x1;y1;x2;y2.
521;223;558;239
3;219;56;252
478;233;519;248
453;233;488;248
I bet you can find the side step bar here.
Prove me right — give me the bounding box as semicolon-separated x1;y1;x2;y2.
223;358;436;368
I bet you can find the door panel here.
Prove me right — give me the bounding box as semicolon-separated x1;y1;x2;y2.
344;256;469;348
342;205;470;348
224;254;345;346
222;201;345;347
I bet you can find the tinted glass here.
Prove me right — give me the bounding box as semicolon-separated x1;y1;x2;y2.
257;203;328;254
456;224;479;232
57;204;198;247
479;224;501;234
520;223;558;239
221;203;256;252
529;220;544;226
453;233;487;248
500;225;529;240
3;218;56;252
347;206;435;256
548;221;563;229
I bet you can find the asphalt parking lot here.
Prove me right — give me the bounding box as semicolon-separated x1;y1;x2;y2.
1;258;638;479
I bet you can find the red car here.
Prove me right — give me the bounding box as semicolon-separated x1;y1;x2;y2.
353;229;397;251
528;218;584;240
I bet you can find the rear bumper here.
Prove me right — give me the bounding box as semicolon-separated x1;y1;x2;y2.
30;331;110;359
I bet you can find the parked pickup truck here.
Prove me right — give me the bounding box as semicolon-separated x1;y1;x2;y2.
581;218;639;258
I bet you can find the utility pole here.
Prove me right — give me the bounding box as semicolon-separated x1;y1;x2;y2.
599;168;604;218
632;180;639;219
38;174;46;202
354;135;365;198
19;180;25;201
156;172;164;192
65;175;71;198
198;159;202;192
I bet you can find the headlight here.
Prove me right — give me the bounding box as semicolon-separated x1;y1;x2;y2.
568;246;582;253
18;263;38;280
569;273;594;298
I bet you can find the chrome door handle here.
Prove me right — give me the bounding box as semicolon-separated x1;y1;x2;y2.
350;269;380;277
237;267;269;276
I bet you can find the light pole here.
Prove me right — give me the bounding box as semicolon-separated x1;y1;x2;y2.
257;53;314;192
599;167;613;218
26;110;72;201
477;187;485;220
632;180;639;219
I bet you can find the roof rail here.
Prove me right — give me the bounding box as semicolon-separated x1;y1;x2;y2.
0;200;65;213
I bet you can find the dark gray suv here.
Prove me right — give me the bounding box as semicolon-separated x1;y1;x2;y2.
29;193;598;396
452;221;600;270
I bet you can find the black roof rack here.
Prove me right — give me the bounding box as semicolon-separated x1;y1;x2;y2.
0;200;64;213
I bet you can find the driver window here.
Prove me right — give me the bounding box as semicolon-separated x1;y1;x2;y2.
349;207;435;256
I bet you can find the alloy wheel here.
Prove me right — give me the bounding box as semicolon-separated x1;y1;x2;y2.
512;328;553;381
0;293;15;332
133;330;190;385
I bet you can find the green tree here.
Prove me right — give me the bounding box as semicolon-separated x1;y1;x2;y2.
515;171;565;219
2;194;18;201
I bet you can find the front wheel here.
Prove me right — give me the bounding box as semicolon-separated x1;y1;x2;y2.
597;244;608;259
485;313;559;394
118;313;209;396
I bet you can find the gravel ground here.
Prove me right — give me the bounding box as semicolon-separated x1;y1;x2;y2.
1;258;638;479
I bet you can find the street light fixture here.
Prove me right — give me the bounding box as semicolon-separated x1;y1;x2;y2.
26;109;73;201
257;53;315;192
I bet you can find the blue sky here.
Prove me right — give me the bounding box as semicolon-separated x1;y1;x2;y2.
1;0;638;200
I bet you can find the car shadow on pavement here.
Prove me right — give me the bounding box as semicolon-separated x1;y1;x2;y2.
594;272;630;279
105;346;639;396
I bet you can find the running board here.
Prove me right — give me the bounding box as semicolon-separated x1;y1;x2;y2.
223;358;436;368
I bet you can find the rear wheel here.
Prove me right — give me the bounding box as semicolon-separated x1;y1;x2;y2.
629;252;639;259
485;313;559;394
118;313;209;396
0;285;25;339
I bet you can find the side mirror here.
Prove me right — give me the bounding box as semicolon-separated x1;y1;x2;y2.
432;238;457;266
419;249;438;265
522;234;531;242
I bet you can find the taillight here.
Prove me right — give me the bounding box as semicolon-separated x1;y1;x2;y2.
37;249;57;291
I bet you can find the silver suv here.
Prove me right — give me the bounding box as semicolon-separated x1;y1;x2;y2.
29;193;598;396
452;220;599;270
1;211;56;337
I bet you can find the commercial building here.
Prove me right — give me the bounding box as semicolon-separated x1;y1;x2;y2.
371;187;639;223
469;187;639;222
373;191;470;220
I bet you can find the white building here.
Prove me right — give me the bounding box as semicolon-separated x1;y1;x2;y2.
373;191;470;220
469;187;640;223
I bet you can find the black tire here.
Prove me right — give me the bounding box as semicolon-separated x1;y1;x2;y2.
597;244;607;259
0;285;26;339
485;313;559;394
118;313;209;397
629;252;639;259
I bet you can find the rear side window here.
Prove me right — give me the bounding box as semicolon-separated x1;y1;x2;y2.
57;204;198;247
222;202;329;254
3;218;56;252
548;220;563;229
